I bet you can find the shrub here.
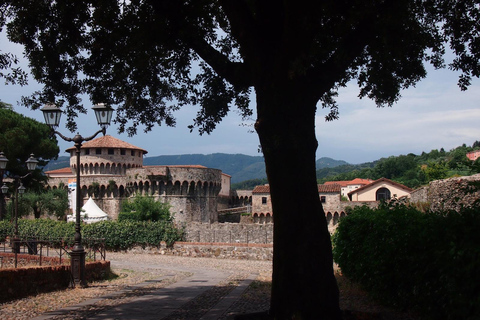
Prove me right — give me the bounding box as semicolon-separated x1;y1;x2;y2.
0;219;184;251
118;195;172;222
332;204;480;320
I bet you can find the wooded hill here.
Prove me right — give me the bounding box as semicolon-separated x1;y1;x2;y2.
316;142;480;189
43;142;480;189
43;154;345;184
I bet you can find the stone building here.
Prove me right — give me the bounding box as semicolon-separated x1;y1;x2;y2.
45;135;228;223
251;183;343;224
348;178;412;201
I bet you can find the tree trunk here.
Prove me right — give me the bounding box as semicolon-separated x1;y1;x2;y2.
255;84;341;319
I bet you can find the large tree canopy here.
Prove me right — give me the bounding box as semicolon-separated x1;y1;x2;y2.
1;1;479;318
0;107;60;219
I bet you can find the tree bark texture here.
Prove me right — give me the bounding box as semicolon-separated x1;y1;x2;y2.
255;84;341;319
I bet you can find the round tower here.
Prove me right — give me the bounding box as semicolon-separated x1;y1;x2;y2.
66;135;147;176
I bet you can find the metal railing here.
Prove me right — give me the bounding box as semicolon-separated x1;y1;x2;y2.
0;237;106;268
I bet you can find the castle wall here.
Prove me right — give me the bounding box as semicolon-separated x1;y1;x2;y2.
46;165;223;223
409;174;480;212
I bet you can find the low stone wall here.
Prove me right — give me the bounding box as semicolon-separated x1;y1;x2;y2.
128;241;273;261
0;253;110;302
184;222;273;244
409;174;480;212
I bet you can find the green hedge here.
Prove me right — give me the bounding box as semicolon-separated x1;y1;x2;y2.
0;219;185;250
332;204;480;320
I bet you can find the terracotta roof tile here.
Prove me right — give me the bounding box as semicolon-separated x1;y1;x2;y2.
253;184;341;194
252;185;270;193
66;135;147;154
325;180;349;187
318;184;341;193
45;167;72;174
347;177;413;195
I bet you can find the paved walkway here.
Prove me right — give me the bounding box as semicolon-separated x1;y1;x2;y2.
32;255;260;320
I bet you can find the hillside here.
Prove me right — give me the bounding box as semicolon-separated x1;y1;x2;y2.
43;154;348;184
143;153;266;183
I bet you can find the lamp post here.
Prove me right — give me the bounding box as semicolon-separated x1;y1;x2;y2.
41;103;114;288
0;153;38;267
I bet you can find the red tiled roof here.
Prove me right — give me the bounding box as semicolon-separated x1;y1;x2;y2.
318;184;341;193
252;185;270;193
45;167;72;174
66;135;147;154
324;178;373;187
253;184;341;194
325;180;349;187
348;178;373;186
347;177;413;195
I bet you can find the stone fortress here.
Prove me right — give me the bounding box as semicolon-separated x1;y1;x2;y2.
46;134;480;240
46;135;231;223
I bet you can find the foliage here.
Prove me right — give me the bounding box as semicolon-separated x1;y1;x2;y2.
231;178;268;191
0;219;184;250
20;188;69;219
332;204;480;319
3;1;480;317
319;142;480;189
118;194;172;222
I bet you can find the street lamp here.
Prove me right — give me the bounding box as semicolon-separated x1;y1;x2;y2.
0;153;38;267
41;103;114;288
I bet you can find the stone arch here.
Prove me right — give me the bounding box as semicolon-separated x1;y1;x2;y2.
144;181;150;195
181;181;189;195
189;181;196;196
333;212;339;225
119;185;125;197
253;213;259;223
202;181;209;196
81;185;88;198
259;213;266;224
340;212;346;219
100;163;105;174
173;181;181;195
100;185;106;198
376;187;391;201
266;213;272;223
326;212;332;225
196;181;203;196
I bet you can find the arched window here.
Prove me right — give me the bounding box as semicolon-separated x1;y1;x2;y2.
376;187;391;201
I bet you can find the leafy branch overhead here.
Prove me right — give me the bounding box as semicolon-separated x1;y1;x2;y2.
2;1;479;132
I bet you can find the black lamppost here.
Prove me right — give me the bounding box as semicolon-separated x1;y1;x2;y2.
41;103;114;287
0;153;38;267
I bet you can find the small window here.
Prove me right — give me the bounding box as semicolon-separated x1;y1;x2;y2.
131;150;135;156
262;197;267;204
85;149;90;155
320;196;326;203
96;148;102;155
108;148;114;155
120;149;126;155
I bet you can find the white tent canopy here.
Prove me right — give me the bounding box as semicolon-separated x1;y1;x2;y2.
67;197;109;224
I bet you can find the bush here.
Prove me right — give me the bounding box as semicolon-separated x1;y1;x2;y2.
118;195;172;222
332;204;480;320
0;219;185;251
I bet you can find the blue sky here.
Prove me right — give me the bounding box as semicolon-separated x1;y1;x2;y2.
1;32;479;164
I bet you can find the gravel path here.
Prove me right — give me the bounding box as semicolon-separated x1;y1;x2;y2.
0;252;272;320
0;252;422;320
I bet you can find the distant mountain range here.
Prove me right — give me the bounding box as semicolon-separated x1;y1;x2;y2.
43;154;349;183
